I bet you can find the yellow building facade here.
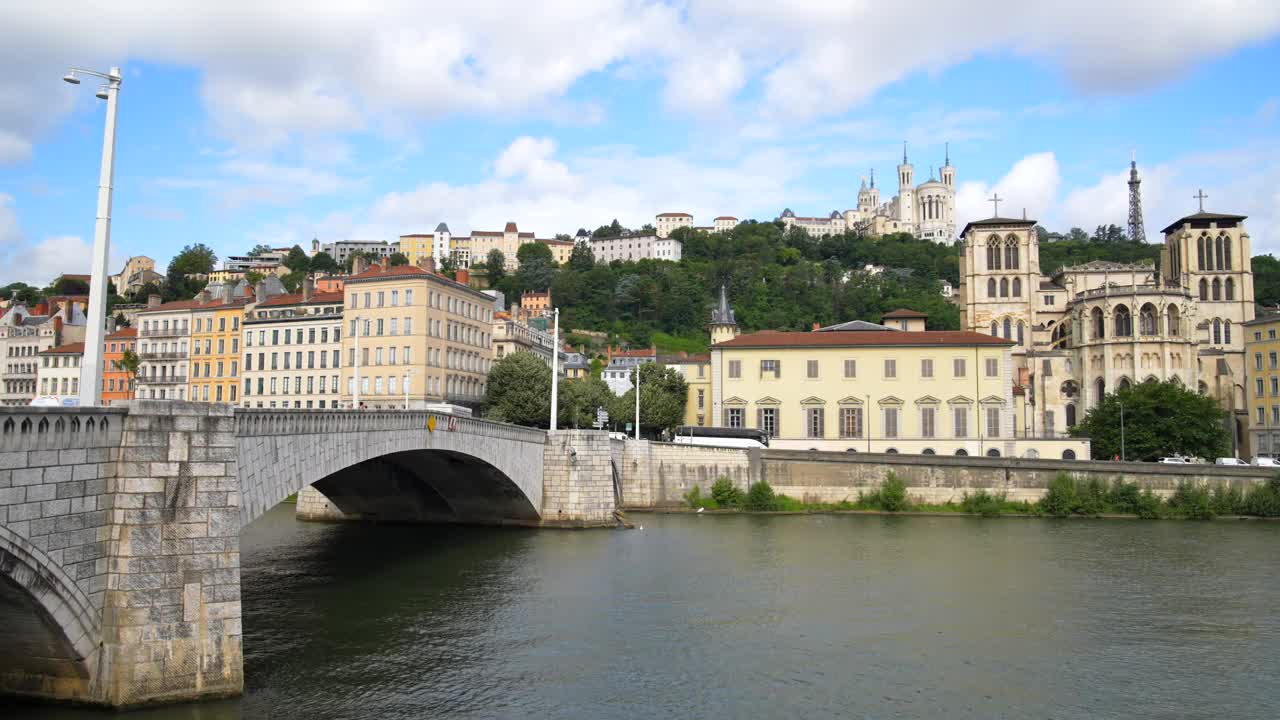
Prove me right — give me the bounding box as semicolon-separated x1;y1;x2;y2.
1244;314;1280;458
665;354;711;426
398;234;433;266
341;264;495;409
189;301;246;404
710;328;1090;459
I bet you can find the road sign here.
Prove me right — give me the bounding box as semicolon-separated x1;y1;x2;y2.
447;416;458;432
625;422;632;432
427;415;436;432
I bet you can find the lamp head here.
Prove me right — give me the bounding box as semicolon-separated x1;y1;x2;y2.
62;72;81;85
95;86;109;100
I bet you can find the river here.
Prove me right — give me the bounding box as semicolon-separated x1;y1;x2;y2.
8;506;1280;719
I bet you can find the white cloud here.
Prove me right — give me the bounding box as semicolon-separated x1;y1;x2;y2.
3;2;1279;160
956;152;1061;226
0;194;126;285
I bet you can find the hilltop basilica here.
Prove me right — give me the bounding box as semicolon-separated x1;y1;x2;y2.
779;143;957;243
959;194;1255;454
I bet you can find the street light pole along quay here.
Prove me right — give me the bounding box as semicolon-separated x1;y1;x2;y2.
65;66;122;407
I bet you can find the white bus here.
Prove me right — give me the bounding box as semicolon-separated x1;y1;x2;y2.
672;426;769;449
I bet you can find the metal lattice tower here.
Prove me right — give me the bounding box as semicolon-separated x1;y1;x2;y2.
1127;151;1147;243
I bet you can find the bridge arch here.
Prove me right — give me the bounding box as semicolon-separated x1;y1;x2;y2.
236;410;547;528
0;525;100;701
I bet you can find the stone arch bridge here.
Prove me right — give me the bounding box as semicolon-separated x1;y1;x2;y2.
0;402;614;708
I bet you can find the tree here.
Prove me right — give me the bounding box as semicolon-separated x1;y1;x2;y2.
439;255;458;280
611;362;688;437
113;313;129;328
640;223;656;233
281;271;305;293
484;351;552;427
168;244;217;275
484;249;507;286
567;243;595;272
49;276;90;296
246;244;273;257
1253;254;1280;306
1072;380;1230;461
554;233;573;242
0;282;42;304
283;245;311;274
244;270;266;287
516;242;556;292
118;348;142;379
388;252;410;267
558;377;614;429
310;251;339;275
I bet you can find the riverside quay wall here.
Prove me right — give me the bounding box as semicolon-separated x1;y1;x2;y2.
613;441;1276;507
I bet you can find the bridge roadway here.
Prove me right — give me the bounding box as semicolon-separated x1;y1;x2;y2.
0;401;616;708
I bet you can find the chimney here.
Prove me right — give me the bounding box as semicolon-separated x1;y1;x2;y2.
106;316;117;334
417;255;437;273
352;255;369;275
302;274;314;302
148;294;162;308
456;269;470;286
254;281;267;301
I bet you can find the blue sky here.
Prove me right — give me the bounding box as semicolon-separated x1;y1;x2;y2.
1;2;1278;284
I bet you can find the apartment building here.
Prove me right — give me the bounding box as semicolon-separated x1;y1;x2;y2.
603;348;657;395
314;239;399;265
242;288;344;409
36;342;83;401
135;300;195;400
103;326;138;404
492;312;556;367
0;301;87;406
588;233;683;263
1245;314;1280;457
190;300;248;404
664;352;711;426
655;212;693;238
341;263;495;409
398;234;433;266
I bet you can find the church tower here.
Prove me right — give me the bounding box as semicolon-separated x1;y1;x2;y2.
897;141;914;224
857;173;877;213
940;143;955;189
708;284;739;345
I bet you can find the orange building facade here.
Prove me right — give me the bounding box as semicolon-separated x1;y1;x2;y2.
103;326;138;404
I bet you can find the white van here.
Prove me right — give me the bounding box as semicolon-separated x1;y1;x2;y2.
1215;457;1247;466
1253;456;1280;467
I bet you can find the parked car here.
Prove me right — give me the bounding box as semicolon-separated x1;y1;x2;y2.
1253;456;1280;467
1215;457;1247;466
1158;456;1192;464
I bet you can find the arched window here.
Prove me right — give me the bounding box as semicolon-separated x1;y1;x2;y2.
1166;305;1180;336
1197;235;1206;270
955;449;969;456
1005;240;1019;270
1065;403;1077;427
1215;235;1224;269
1225;277;1235;301
1113;305;1132;337
1091;307;1105;340
987;448;1001;457
991;321;998;336
1199;279;1208;300
1212;278;1221;301
988;278;997;298
1000;278;1009;297
1009;238;1020;269
987;236;1002;270
1094;378;1106;402
1225;320;1232;344
1223;235;1232;270
1139;303;1157;335
922;448;936;455
1012;277;1022;297
1118;377;1131;391
1003;317;1012;339
1063;449;1077;460
1213;318;1222;344
1017;321;1025;346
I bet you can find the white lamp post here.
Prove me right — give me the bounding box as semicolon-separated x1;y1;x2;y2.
403;367;413;410
65;66;122;407
634;364;641;440
549;308;560;430
353;315;361;409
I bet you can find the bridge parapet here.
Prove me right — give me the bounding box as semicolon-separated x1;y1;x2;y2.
233;408;548;445
0;406;126;453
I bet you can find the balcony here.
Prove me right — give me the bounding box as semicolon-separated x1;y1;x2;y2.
140;327;189;338
138;350;188;360
137;375;188;386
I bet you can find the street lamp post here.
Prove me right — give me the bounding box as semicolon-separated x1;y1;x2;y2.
353;315;361;409
1119;400;1126;462
550;308;559;430
403;367;413;410
65;66;122;407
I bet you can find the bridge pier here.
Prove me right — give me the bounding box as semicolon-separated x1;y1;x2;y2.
540;430;618;527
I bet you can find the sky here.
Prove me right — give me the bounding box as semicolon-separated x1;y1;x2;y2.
1;1;1279;284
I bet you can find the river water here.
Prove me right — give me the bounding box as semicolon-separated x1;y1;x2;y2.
9;506;1280;719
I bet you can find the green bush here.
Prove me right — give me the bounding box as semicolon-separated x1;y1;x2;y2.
1210;484;1245;516
1169;481;1215;519
774;494;806;512
710;477;743;508
960;489;1006;517
1134;488;1164;519
1243;477;1280;517
1106;479;1142;515
744;481;779;511
1039;473;1079;517
860;472;911;512
683;485;717;510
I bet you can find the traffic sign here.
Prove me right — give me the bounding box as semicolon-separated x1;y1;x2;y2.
427;415;437;432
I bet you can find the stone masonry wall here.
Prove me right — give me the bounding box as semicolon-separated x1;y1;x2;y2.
294;485;358;522
542;430;616;527
98;400;243;707
618;441;1276;508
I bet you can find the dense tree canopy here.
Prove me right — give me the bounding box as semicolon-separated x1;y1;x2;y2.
283;245;311;274
388;252;409;267
310;251;339;275
608;363;688;437
1072;380;1230;461
485;352;553;426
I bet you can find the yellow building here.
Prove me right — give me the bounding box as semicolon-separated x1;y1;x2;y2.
189;300;247;404
1244;314;1280;458
341;263;495;409
538;238;574;265
399;233;433;266
665;353;711;426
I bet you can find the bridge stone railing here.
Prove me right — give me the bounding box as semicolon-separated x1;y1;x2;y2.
0;406;127;453
233;408;548;445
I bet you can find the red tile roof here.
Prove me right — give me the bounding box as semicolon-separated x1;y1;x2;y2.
41;342;85;355
106;327;137;340
713;330;1013;349
882;309;929;319
254;291;344;307
504;221;519;232
714;216;738;221
657;212;692;218
348;264;433;281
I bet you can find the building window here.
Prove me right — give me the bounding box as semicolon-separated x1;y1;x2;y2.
1259;407;1267;424
1046;410;1056;434
1271;352;1277;370
725;407;744;428
697;389;705;409
985;358;999;377
843;359;856;378
839;407;863;438
986;408;1001;438
1257;378;1265;397
921;407;935;438
806;408;824;439
1258;353;1265;371
884;359;896;379
807;360;819;379
1273;406;1280;425
953;358;966;377
757;407;779;437
953;407;968;438
921;359;933;378
760;360;780;379
883;407;899;439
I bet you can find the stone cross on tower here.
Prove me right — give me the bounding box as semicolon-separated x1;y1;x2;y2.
1194;189;1208;212
988;193;1002;217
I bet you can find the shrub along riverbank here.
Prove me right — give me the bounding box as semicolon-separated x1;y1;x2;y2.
681;473;1280;520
